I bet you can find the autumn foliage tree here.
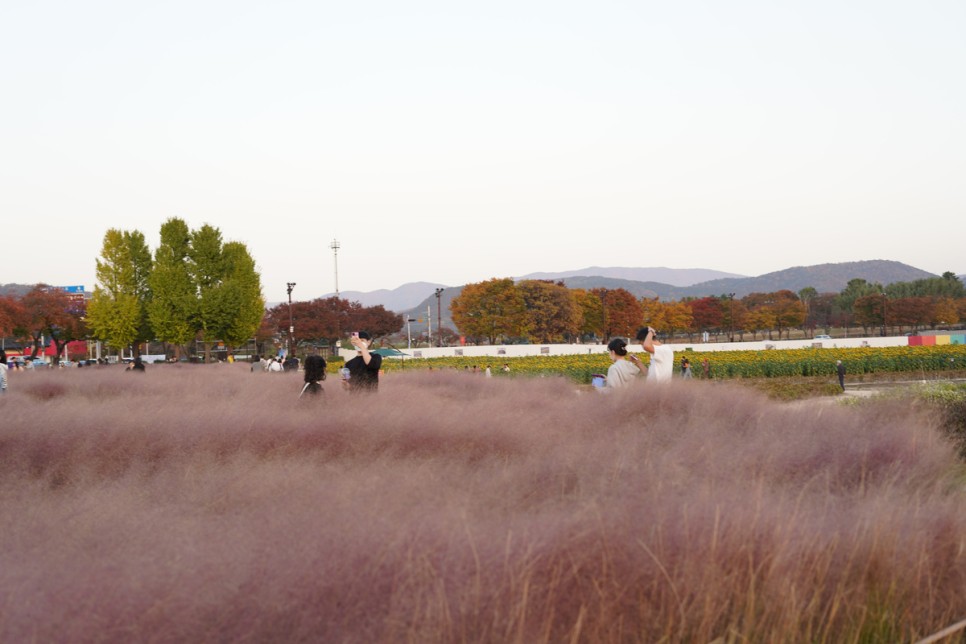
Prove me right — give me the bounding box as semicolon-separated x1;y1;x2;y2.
518;280;581;343
0;296;26;339
889;297;933;332
592;288;642;340
932;297;960;328
12;286;86;360
262;297;402;353
451;278;529;344
688;297;724;338
571;289;603;340
770;290;807;339
663;300;694;339
640;298;668;333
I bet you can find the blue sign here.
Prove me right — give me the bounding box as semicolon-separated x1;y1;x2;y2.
60;285;85;294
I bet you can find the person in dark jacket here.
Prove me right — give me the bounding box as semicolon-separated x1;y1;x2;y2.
300;355;327;398
342;331;382;392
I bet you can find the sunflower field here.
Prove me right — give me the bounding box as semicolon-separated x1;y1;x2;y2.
380;345;966;383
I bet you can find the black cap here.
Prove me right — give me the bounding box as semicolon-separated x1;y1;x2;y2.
358;331;372;341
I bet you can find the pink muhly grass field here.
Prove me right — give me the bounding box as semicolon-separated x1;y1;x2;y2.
1;363;965;642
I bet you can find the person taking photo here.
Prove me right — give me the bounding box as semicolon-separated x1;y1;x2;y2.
629;327;674;383
342;331;382;392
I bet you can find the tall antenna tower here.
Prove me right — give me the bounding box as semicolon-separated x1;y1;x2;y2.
330;239;340;297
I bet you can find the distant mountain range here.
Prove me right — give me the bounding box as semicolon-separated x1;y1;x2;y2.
389;260;947;332
397;260;937;311
519;266;744;287
5;262;959;334
320;281;448;313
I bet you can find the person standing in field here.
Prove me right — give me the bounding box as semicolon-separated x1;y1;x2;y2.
605;338;641;389
836;360;846;390
300;354;327;398
343;331;382;393
0;350;8;394
630;327;674;383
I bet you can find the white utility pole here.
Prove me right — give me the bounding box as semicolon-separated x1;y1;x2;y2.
330;239;340;297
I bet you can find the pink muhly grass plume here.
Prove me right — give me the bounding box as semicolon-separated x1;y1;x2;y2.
0;363;964;642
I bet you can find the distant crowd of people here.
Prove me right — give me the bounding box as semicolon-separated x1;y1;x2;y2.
1;329;855;399
255;330;383;399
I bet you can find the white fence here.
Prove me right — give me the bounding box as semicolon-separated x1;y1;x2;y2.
337;336;910;361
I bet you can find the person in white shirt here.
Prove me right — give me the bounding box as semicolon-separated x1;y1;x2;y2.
630;327;674;383
605;338;640;389
0;350;8;394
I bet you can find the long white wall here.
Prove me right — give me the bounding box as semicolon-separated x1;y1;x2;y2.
338;336;910;360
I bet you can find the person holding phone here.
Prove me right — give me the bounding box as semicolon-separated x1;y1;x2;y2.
604;338;640;389
343;331;382;392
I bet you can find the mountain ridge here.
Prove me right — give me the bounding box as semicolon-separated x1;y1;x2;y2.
6;262;959;316
519;266;744;287
394;261;946;330
318;281;448;313
379;260;945;314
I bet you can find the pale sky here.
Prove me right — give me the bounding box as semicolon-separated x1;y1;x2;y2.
3;1;964;302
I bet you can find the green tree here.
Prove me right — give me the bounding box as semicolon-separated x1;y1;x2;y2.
148;218;197;354
86;229;153;353
837;278;883;333
215;241;265;348
854;294;887;334
885;272;966;299
188;226;263;361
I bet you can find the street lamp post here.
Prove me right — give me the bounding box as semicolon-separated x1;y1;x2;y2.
881;292;887;337
286;282;296;357
728;293;736;343
434;288;445;347
599;288;608;341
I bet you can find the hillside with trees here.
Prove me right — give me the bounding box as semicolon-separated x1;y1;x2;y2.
443;272;966;345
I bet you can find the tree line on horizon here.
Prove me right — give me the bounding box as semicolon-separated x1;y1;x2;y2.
0;219;402;362
3;241;964;360
446;273;966;345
